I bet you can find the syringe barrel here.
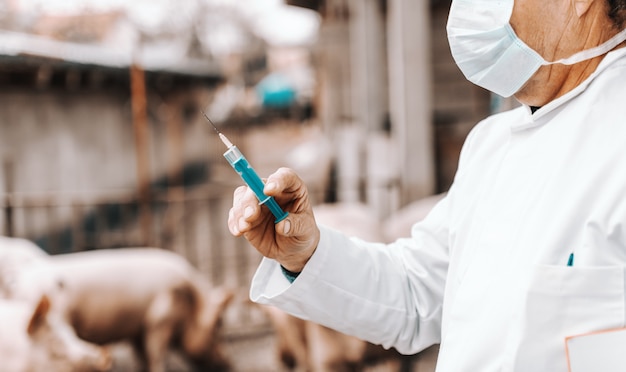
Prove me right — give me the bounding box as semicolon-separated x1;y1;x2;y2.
223;146;288;223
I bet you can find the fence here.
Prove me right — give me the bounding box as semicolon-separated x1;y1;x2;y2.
0;182;271;336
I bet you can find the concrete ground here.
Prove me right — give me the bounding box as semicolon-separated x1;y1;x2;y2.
107;330;283;372
107;328;439;372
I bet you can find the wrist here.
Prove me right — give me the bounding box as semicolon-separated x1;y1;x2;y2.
280;265;301;283
279;252;313;273
278;226;320;273
280;241;318;273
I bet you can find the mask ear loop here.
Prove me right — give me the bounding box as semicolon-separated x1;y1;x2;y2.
544;27;626;66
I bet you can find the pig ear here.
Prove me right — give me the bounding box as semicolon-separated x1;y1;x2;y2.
27;295;51;335
213;287;235;311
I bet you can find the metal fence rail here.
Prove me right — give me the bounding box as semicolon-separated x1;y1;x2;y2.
0;184;269;334
2;184;259;275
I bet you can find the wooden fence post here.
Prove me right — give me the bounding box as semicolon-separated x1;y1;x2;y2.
3;159;14;237
130;64;153;246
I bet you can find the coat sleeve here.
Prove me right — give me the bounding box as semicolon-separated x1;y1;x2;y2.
249;194;452;355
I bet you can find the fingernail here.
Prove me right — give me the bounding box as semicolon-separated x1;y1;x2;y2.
283;219;291;235
244;206;254;218
265;182;277;192
238;218;250;232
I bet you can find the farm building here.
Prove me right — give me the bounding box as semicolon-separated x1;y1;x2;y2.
0;0;510;370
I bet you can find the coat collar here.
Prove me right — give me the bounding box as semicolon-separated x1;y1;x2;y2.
511;47;626;132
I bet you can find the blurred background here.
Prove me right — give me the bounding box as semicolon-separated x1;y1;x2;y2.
0;0;516;370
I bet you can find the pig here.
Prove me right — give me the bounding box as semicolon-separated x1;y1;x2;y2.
0;237;66;322
259;304;308;370
0;236;54;300
382;193;446;243
312;202;385;242
261;302;407;372
0;236;47;262
259;305;411;372
261;303;408;372
305;320;409;372
48;248;234;372
382;195;446;372
0;295;112;372
260;203;410;371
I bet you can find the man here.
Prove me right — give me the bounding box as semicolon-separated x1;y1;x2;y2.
228;0;626;370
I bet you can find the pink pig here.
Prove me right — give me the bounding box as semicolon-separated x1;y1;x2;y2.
259;203;408;371
0;295;112;372
49;248;234;372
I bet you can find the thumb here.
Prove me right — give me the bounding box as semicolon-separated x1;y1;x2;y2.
276;217;293;237
276;213;312;238
274;211;321;272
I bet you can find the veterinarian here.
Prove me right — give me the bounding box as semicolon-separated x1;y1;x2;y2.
229;0;626;370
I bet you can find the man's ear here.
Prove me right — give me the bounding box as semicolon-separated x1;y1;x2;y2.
573;0;595;18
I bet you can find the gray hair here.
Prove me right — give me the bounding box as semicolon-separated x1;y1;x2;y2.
608;0;626;28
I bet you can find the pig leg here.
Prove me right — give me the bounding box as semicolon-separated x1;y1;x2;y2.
131;335;151;372
277;314;308;371
142;290;182;372
260;305;308;371
306;322;366;372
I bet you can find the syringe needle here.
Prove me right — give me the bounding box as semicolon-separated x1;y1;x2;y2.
201;110;219;133
201;110;233;148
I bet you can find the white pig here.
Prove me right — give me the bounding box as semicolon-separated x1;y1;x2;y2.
261;203;408;371
382;193;446;243
48;248;234;372
0;236;56;301
261;302;407;372
0;295;112;372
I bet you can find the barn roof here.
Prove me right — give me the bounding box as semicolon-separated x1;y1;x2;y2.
0;30;221;79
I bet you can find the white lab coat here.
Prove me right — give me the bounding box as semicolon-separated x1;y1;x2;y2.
250;47;626;372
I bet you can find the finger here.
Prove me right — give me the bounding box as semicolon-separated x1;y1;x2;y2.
233;186;248;208
264;167;304;196
231;186;260;235
243;203;259;222
229;187;247;236
233;186;259;216
227;207;242;236
275;211;313;238
275;217;291;237
237;215;251;234
239;186;266;232
242;185;260;205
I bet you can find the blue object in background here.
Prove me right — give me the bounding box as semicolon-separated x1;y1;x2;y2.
256;72;297;108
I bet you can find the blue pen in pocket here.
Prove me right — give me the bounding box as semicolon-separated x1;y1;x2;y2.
567;252;574;266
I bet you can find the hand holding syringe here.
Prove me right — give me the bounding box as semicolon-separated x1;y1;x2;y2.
203;112;289;223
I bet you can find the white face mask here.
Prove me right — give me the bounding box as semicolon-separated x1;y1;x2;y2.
447;0;626;97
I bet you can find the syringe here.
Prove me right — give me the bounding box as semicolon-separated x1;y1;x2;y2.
203;112;288;223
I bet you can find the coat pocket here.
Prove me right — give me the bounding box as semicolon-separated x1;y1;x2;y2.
509;264;625;372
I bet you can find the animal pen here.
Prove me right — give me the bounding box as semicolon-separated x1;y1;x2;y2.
0;1;491;367
0;37;296;370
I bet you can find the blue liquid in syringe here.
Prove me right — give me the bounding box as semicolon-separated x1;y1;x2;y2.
221;135;288;223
